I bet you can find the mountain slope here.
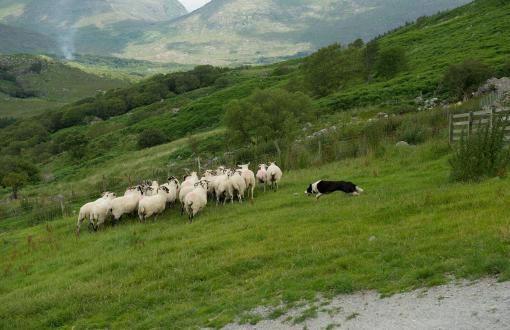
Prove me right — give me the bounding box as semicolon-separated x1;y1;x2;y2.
0;23;57;54
0;0;187;58
123;0;471;65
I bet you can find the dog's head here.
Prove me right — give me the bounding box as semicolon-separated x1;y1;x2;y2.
305;184;313;195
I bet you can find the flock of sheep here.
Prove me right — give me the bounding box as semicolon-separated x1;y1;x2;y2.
76;162;283;235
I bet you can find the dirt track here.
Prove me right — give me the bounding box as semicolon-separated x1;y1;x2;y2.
221;278;510;330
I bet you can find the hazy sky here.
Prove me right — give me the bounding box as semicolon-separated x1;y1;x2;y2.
180;0;211;12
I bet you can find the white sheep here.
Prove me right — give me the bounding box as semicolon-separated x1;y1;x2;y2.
184;180;208;222
237;163;256;200
91;194;117;230
228;169;246;203
266;162;283;191
76;192;116;235
257;164;268;191
124;185;143;196
161;176;180;205
144;180;159;196
214;172;231;205
202;170;221;200
178;172;199;214
110;187;143;222
138;186;169;222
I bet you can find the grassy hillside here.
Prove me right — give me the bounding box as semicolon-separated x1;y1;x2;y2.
322;0;510;110
0;23;56;54
0;54;128;117
1;140;510;329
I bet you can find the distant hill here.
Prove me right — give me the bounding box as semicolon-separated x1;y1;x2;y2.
122;0;472;65
0;23;57;54
0;0;187;58
0;54;128;117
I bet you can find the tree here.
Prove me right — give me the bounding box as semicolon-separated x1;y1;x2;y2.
137;128;167;149
224;89;313;146
303;43;363;96
53;131;89;159
173;73;201;94
362;40;379;82
441;60;493;101
192;65;225;86
349;38;364;49
2;172;28;199
375;46;407;79
0;157;40;184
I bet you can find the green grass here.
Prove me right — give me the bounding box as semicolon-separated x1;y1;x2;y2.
1;140;510;329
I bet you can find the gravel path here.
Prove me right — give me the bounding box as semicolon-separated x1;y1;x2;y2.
220;279;510;330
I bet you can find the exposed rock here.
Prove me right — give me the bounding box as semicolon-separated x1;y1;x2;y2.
475;77;510;97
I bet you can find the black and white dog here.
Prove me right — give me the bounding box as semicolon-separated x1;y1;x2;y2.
305;180;364;200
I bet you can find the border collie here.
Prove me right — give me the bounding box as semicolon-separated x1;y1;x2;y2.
305;180;364;199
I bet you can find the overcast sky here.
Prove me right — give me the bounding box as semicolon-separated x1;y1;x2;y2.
179;0;211;12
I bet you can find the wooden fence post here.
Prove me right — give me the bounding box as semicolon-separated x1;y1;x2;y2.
468;111;474;137
448;113;453;144
490;107;495;129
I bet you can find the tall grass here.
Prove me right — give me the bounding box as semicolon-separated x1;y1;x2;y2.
450;115;510;182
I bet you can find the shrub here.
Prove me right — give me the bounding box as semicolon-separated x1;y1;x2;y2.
397;118;427;145
375;47;408;79
272;65;293;76
52;131;89;159
449;116;510;182
137;128;167;149
0;117;16;129
303;43;363;96
440;60;493;101
214;76;231;88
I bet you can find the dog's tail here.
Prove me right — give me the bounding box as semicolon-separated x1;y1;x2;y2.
356;186;364;193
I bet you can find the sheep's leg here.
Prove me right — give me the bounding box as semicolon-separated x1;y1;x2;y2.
77;216;84;234
76;215;84;236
